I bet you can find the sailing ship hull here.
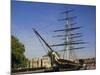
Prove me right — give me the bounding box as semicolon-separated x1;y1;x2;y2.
53;59;82;71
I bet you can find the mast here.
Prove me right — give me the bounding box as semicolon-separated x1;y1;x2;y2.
52;9;85;61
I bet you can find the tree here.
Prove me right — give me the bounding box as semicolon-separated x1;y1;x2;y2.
11;35;28;69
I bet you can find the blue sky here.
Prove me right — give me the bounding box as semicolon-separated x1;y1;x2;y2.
11;1;96;59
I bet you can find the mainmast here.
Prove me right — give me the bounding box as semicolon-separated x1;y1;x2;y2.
51;9;85;61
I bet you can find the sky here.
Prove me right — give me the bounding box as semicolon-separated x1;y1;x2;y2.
11;1;96;59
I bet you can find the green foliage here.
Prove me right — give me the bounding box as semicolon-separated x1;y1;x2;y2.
11;35;28;69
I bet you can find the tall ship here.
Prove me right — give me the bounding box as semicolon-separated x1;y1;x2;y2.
32;9;86;71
